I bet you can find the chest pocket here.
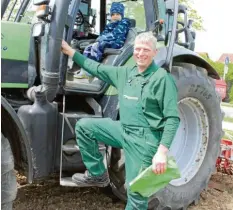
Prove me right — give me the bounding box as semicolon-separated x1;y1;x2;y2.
120;78;143;125
120;73;155;126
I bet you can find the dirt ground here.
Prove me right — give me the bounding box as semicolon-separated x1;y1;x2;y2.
14;172;233;210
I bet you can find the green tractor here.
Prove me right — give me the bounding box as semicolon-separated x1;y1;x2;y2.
1;0;223;209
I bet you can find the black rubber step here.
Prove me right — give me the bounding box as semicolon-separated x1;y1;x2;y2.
60;177;79;187
62;144;107;153
62;112;102;119
62;144;80;153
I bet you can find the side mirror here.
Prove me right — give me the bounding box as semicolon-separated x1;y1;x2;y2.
187;19;196;39
188;19;194;28
191;31;196;40
33;0;50;5
176;4;187;34
32;22;45;37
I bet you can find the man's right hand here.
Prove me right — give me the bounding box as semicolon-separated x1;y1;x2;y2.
61;40;75;57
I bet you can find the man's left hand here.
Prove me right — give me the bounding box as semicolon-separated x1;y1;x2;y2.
152;151;167;175
61;40;75;57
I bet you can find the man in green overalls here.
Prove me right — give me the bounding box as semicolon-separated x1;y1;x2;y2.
61;32;180;210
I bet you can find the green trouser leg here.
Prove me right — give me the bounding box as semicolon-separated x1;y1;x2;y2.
75;119;158;210
123;128;158;210
75;118;124;176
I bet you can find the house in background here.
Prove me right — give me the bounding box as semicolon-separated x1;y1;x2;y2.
218;53;233;102
218;53;233;63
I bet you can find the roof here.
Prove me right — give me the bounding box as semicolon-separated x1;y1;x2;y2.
218;53;233;63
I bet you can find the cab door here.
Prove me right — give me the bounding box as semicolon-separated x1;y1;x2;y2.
1;0;35;88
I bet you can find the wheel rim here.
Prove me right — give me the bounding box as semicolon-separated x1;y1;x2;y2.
170;97;209;186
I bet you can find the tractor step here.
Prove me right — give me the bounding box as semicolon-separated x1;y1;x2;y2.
60;173;110;187
62;144;80;153
60;145;108;187
62;112;102;119
60;177;79;187
62;143;106;153
60;95;106;186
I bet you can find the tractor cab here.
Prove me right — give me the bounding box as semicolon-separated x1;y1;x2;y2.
1;0;193;99
62;0;146;94
55;0;189;95
31;0;183;96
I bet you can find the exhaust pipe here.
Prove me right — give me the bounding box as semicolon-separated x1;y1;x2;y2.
27;73;59;102
27;0;70;101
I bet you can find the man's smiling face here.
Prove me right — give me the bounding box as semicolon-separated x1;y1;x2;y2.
133;40;157;71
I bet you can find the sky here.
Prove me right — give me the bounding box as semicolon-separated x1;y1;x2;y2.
193;0;233;61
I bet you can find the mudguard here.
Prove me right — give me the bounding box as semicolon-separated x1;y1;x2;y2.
1;96;33;183
155;44;220;79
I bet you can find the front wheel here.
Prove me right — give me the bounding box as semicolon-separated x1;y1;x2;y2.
109;63;223;209
1;134;17;210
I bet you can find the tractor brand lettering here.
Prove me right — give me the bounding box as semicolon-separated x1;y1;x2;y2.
189;84;212;100
1;46;8;51
123;95;139;100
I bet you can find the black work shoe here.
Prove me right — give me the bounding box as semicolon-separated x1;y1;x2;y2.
72;170;110;187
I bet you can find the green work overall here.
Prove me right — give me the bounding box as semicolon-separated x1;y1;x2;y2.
73;52;180;210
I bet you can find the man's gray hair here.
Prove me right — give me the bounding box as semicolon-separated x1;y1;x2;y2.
134;32;157;50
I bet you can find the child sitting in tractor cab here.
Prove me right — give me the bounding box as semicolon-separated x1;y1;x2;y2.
76;2;130;79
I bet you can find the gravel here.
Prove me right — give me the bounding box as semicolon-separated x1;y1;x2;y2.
13;173;233;210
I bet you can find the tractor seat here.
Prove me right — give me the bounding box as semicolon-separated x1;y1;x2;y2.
75;18;136;53
65;19;137;92
104;18;137;55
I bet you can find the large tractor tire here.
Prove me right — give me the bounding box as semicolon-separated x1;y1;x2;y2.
1;134;17;210
109;63;223;209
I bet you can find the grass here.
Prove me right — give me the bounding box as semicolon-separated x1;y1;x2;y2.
221;102;233;108
223;129;233;140
223;117;233;123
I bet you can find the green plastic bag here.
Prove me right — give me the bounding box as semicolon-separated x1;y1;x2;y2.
129;156;181;197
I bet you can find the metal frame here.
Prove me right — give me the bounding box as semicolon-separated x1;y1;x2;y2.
1;0;11;19
14;0;31;22
100;0;107;32
164;0;178;71
7;0;18;21
143;0;157;31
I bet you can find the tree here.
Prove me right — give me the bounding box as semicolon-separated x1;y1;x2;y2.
107;0;203;31
107;0;145;30
230;86;233;103
200;54;233;102
179;0;204;31
2;0;22;21
201;55;233;84
2;0;35;24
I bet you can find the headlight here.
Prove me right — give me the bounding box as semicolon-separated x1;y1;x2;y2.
32;22;45;37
